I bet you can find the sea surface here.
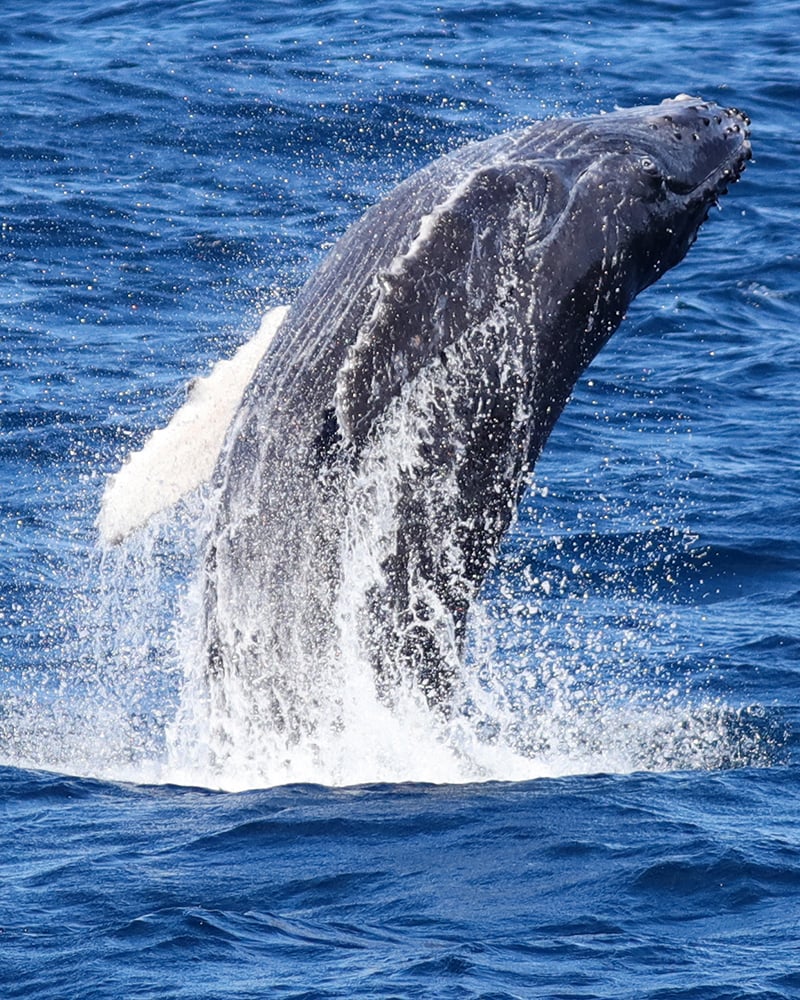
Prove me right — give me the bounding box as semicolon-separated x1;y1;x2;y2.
1;1;799;997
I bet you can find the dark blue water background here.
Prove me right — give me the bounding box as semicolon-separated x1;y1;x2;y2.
1;1;799;996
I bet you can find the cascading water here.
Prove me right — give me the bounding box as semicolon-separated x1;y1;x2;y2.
0;303;775;789
156;304;771;790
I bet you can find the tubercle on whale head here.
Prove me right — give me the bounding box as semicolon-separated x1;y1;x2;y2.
644;96;752;199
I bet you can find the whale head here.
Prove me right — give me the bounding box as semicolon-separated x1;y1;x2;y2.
517;95;751;301
491;94;752;406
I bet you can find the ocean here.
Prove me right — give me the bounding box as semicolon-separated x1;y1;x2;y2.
1;0;799;997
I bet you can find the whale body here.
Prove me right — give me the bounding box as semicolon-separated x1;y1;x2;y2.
185;96;751;729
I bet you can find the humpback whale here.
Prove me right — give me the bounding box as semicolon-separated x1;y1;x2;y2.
106;96;751;730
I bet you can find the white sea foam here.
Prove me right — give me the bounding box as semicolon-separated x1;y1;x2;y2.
0;500;771;791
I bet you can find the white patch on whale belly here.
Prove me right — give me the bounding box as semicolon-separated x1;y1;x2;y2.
97;305;289;546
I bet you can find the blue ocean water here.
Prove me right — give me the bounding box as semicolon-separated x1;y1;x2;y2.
1;0;799;996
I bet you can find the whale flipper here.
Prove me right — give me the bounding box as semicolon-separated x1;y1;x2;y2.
98;306;288;545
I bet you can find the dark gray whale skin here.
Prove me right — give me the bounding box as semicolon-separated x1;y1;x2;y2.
204;96;751;722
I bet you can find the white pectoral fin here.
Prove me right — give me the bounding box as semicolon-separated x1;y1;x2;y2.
97;305;289;545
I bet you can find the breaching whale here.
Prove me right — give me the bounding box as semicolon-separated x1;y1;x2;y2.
103;95;751;730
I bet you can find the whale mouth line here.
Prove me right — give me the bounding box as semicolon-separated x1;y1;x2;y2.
680;142;752;201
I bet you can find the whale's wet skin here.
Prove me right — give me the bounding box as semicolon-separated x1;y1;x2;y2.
96;95;752;784
123;95;745;774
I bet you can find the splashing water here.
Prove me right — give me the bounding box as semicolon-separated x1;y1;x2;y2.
0;308;776;789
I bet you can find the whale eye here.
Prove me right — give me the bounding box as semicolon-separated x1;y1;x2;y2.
640;156;661;177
